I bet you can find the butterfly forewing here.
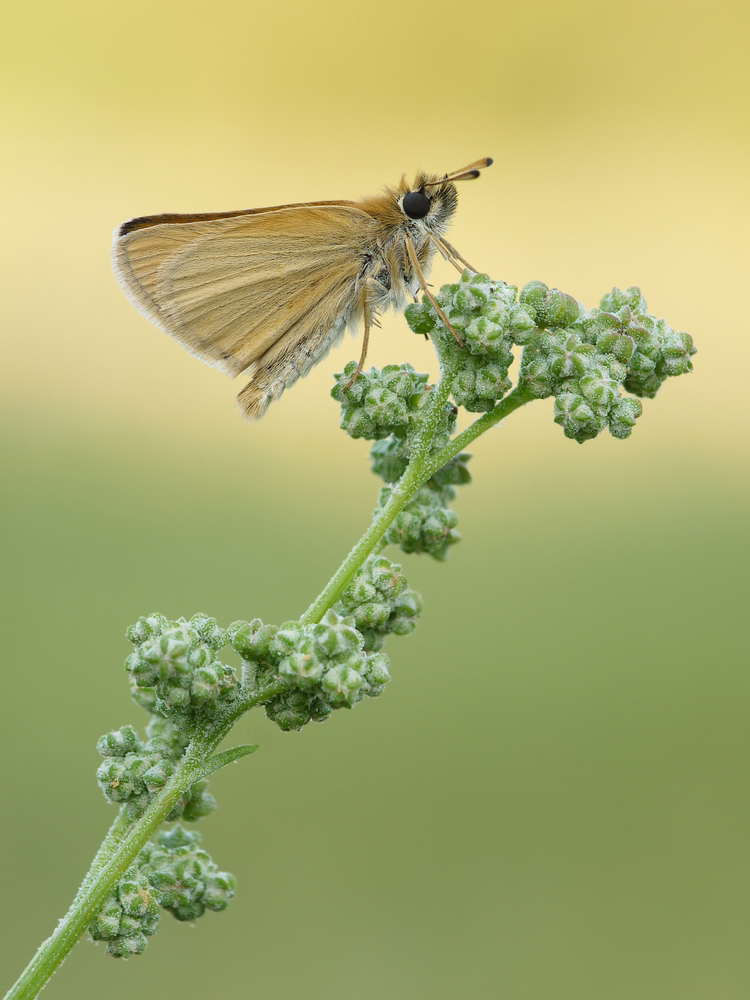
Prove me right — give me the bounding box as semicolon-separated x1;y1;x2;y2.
113;204;375;377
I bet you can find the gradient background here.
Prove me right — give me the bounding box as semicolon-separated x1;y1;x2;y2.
1;0;748;997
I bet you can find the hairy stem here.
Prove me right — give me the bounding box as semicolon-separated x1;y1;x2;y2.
301;368;533;626
300;361;457;624
7;361;534;1000
424;385;534;480
5;734;222;1000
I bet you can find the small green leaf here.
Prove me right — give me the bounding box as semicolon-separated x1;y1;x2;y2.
200;744;260;777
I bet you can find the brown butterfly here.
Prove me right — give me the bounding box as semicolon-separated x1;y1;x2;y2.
112;157;492;419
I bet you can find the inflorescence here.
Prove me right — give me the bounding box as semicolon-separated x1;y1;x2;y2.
404;272;695;442
88;268;694;961
228;609;393;731
88;826;234;958
331;363;472;559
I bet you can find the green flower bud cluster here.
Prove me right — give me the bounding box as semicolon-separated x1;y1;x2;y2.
88;826;234;957
377;482;460;561
125;613;238;729
518;280;582;330
334;554;422;651
368;427;470;562
228;610;390;732
332;362;459;459
519;284;695;442
332;363;471;558
405;271;536;412
88;865;159;958
594;287;697;398
331;363;431;440
96;723;216;821
139;825;235;922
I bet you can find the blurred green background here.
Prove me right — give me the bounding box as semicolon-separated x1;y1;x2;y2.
1;0;748;997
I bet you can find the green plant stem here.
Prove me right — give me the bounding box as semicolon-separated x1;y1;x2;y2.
301;372;533;627
5;734;223;1000
424;385;534;480
70;807;133;906
300;361;456;625
7;361;534;1000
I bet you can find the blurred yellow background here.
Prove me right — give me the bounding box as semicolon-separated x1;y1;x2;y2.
1;0;748;997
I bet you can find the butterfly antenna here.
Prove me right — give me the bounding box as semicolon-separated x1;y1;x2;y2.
424;157;493;188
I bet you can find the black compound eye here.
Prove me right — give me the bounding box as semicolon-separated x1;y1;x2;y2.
402;190;431;220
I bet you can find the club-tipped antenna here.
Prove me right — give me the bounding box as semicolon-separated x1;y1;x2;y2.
424;157;493;188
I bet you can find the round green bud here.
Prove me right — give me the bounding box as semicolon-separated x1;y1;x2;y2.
546;334;597;379
368;557;407;598
595;330;636;361
608;396;643;439
404;300;437;334
89;897;123;941
387;590;423;635
362;652;391;696
579;368;618;410
519;351;554;398
265;688;331;731
553;391;606;443
659;329;696;376
97;726;142;758
201;871;236;912
271;622;308;657
365;387;409;427
229;619;278;661
348;600;392;629
142;759;173;793
279;648;324;686
450;355;512;412
519;280;548;312
188;614;228;650
180;779;218;822
519;281;580;329
106;933;148;958
321;664;367;706
599;286;648;314
126;613;169;646
508;304;537;343
314;612;363;656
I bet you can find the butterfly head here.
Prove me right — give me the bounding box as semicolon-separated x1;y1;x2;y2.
396;158;492;236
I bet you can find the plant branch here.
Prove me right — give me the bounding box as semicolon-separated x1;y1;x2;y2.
5;735;221;1000
423;385;534;481
300;360;456;625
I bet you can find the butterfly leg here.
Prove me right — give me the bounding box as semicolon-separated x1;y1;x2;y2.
429;234;480;276
404;235;465;347
342;286;372;391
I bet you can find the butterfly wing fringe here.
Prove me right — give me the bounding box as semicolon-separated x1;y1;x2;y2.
236;316;350;419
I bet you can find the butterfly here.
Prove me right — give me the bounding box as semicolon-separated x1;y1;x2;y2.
112;157;492;419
